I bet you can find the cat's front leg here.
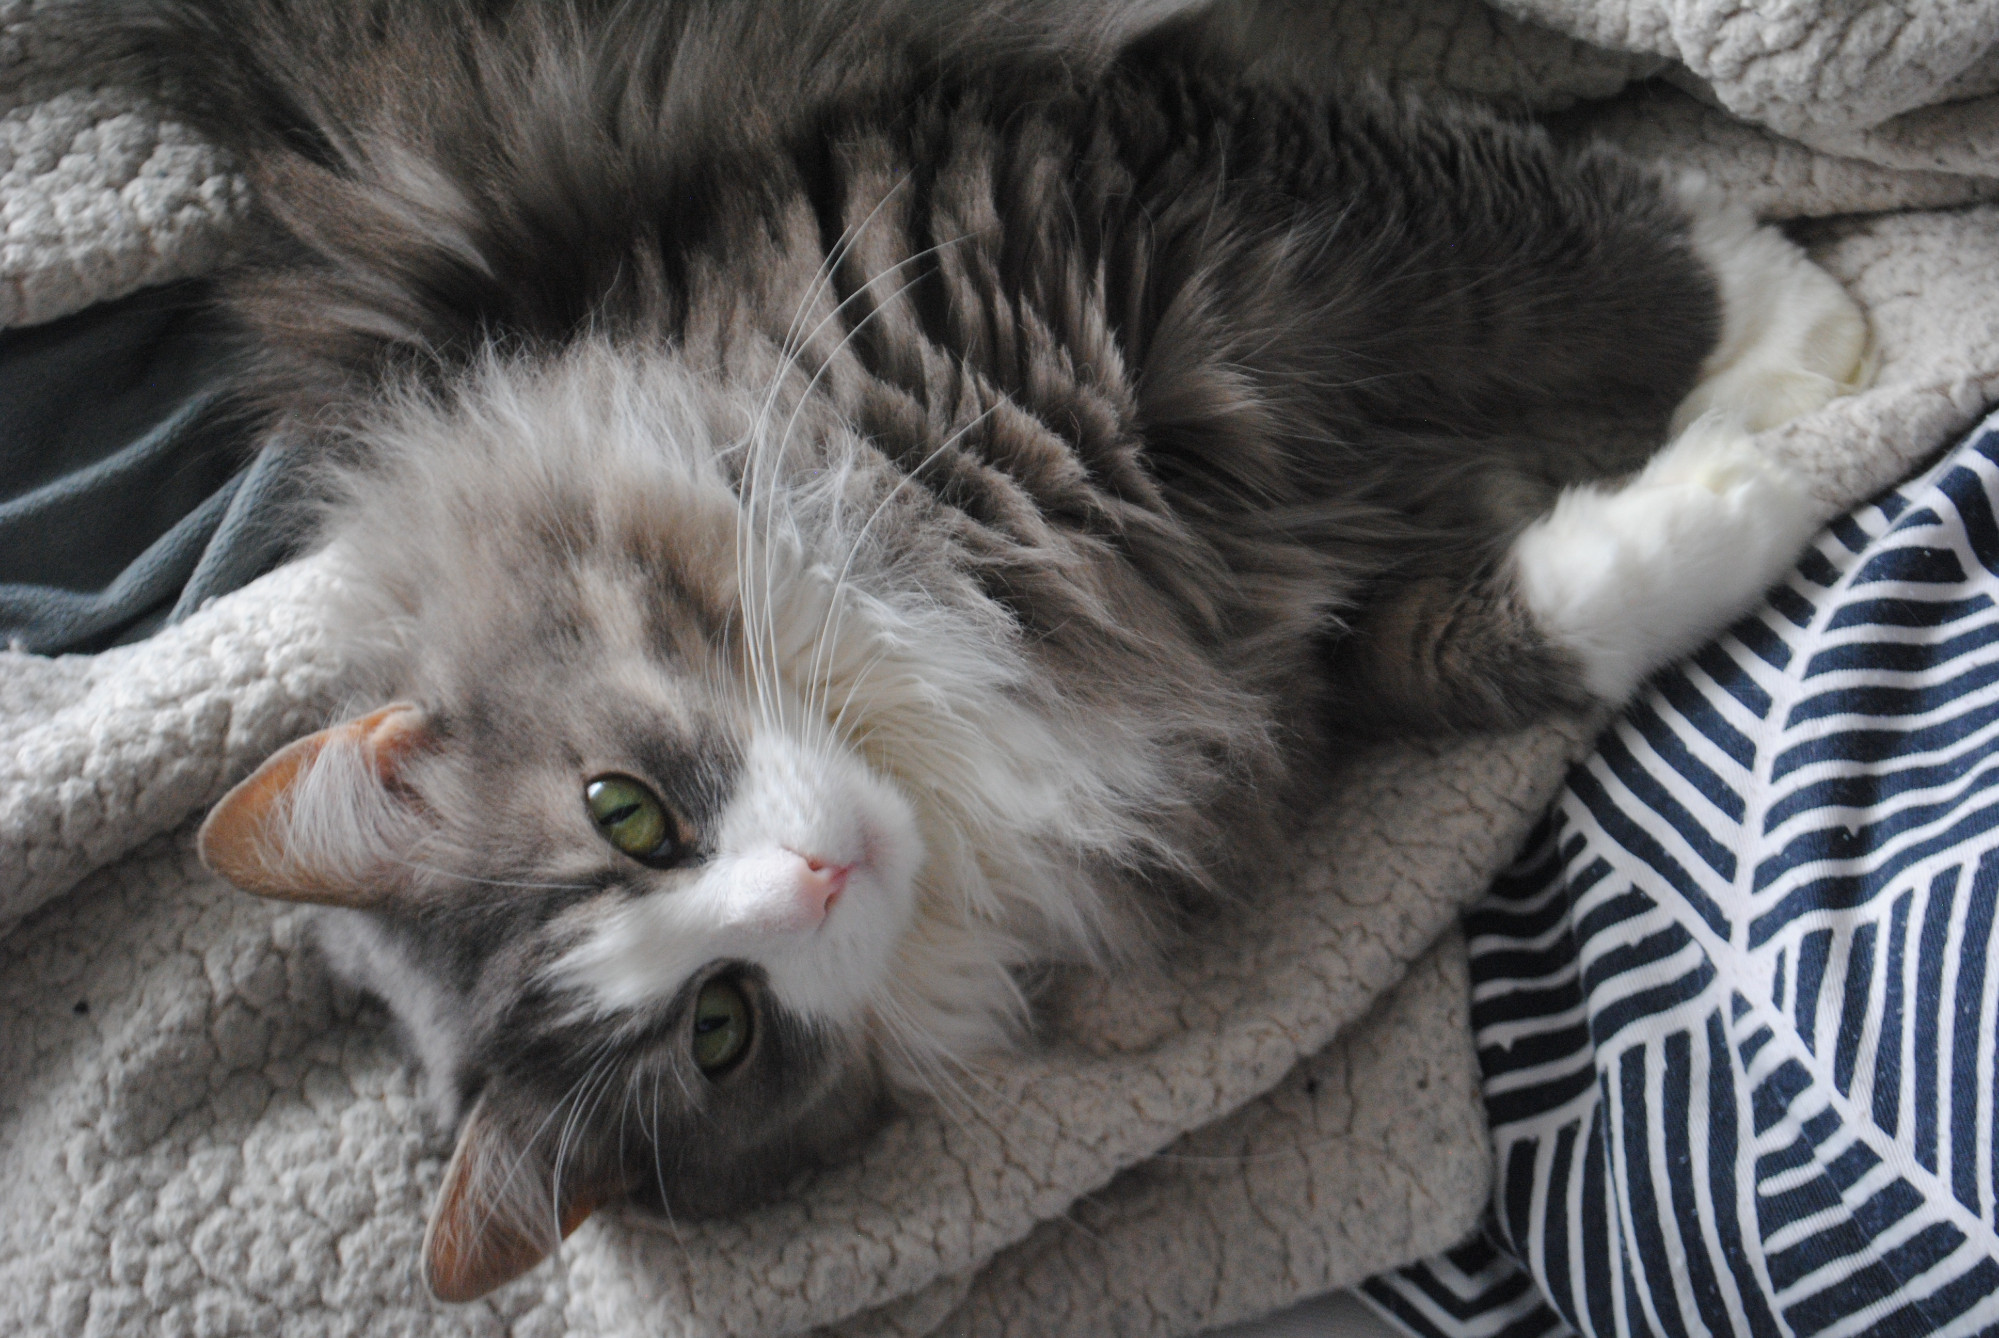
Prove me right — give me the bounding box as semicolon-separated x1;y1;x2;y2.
1510;194;1870;704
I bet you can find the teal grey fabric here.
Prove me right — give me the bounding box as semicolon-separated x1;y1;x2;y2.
0;283;307;654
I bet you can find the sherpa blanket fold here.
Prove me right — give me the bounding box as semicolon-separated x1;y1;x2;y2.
3;0;1999;1335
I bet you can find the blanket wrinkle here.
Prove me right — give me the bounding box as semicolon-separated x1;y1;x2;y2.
1492;0;1999;138
5;0;1999;1335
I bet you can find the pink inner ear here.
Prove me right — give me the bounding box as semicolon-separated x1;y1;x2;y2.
197;702;429;905
425;1181;603;1304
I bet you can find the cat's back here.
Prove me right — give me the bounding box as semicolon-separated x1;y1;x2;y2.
92;0;1715;682
86;0;1479;418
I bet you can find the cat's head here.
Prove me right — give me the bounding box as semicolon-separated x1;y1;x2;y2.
196;348;965;1300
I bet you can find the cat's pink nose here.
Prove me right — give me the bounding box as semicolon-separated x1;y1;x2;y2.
792;853;852;925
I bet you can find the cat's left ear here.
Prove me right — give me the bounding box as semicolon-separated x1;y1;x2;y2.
198;703;432;906
423;1094;615;1302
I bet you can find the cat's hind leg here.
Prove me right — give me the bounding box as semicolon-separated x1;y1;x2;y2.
1511;188;1870;703
1327;184;1870;731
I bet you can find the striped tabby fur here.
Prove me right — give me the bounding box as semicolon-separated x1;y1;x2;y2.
83;0;1859;1300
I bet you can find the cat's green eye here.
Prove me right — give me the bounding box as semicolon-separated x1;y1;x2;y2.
584;774;677;863
692;977;752;1074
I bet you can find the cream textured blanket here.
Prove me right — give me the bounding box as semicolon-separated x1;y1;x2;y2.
3;1;1998;1334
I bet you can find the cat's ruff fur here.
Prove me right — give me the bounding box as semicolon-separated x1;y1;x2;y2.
95;0;1873;1302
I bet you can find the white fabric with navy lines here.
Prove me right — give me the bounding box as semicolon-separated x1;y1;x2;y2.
1364;406;1999;1338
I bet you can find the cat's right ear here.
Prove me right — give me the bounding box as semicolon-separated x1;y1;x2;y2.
198;703;432;907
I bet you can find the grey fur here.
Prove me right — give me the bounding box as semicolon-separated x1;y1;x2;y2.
96;0;1727;1293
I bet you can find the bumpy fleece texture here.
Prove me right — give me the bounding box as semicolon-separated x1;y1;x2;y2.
4;0;1999;1334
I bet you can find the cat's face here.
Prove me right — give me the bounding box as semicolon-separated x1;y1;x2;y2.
196;359;933;1297
203;679;922;1295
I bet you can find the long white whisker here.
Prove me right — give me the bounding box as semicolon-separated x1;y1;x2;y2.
744;215;981;583
750;173;914;442
462;1038;620;1262
384;855;597;894
751;231;974;716
749;255;968;739
805;402;998;735
759;233;973;596
641;1065;686;1247
828;649;892;749
739;175;916;735
549;1047;626;1243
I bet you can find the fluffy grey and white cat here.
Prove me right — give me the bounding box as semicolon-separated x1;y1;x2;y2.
96;0;1865;1302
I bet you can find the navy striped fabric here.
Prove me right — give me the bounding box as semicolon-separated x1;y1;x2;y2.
1365;408;1999;1338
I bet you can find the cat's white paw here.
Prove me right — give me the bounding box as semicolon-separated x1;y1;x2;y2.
1511;414;1820;702
1670;177;1871;435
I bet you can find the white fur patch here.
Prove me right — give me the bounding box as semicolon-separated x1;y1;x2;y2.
1670;176;1871;434
1512;414;1819;702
